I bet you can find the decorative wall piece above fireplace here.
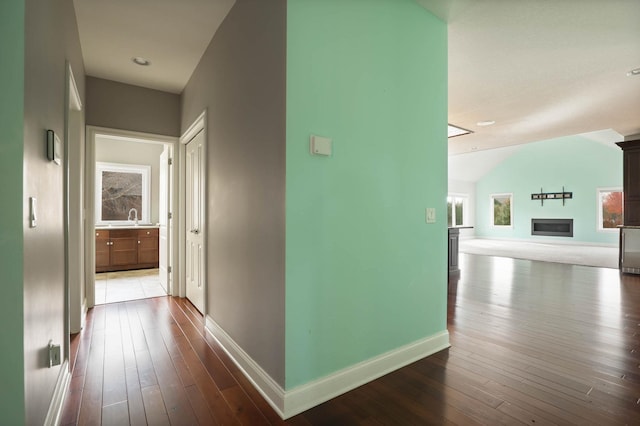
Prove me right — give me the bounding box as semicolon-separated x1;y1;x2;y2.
531;187;572;206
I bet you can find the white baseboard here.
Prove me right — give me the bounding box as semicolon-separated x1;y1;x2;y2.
205;316;286;415
44;360;71;426
205;316;450;419
81;298;88;329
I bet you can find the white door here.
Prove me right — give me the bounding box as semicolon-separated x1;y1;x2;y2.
186;130;205;313
159;147;170;293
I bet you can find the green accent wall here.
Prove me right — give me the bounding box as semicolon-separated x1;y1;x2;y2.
0;1;25;424
286;0;447;389
476;136;622;244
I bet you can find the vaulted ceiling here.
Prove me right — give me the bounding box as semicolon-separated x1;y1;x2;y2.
73;0;640;154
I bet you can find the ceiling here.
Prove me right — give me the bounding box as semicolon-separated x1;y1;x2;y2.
73;0;235;94
73;0;640;153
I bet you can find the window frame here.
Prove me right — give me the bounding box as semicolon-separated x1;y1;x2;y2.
447;193;468;227
490;193;513;228
95;162;151;225
596;187;623;232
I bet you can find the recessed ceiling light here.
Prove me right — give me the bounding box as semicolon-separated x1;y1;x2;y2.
132;57;150;66
627;67;640;77
448;124;472;138
476;120;495;127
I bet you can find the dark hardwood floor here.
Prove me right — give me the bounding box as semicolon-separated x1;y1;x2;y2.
62;254;640;425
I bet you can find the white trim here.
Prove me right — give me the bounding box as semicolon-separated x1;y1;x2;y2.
44;360;71;426
64;61;84;356
205;316;286;415
205;315;450;419
81;297;87;329
68;65;82;112
181;111;206;144
284;330;450;418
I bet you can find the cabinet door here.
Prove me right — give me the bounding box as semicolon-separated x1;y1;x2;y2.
110;230;138;266
625;150;640;199
138;229;159;265
95;230;110;269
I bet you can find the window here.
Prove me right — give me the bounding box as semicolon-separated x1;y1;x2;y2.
491;193;512;227
447;194;468;227
598;188;623;231
96;162;150;225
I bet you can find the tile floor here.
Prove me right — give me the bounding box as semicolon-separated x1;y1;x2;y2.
95;268;166;305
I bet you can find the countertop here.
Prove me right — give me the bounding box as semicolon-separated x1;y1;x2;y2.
95;224;159;230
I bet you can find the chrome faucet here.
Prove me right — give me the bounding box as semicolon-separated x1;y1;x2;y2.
128;208;139;225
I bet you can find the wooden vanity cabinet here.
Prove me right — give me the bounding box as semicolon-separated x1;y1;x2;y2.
110;230;138;267
95;228;159;272
137;228;159;265
95;230;110;269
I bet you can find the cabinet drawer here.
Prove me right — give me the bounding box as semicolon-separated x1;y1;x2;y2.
110;229;136;238
137;228;159;237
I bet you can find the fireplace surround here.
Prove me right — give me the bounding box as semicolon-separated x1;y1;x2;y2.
531;218;573;237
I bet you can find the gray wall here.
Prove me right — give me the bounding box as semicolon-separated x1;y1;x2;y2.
181;0;287;386
95;136;165;224
86;76;181;137
22;0;86;423
0;1;25;423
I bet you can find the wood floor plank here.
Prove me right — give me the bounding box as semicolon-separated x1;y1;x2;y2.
221;384;271;426
102;306;127;407
140;314;199;425
124;367;147;426
77;306;106;426
141;385;170;426
101;401;129;426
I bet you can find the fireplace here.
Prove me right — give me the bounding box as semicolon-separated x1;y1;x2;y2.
531;218;573;237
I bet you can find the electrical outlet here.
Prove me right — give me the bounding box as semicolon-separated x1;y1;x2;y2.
49;341;61;367
426;208;436;224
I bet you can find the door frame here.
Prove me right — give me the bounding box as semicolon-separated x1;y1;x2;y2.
85;126;178;307
179;111;207;312
64;62;83;358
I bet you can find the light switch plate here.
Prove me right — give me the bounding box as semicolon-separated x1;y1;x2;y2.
310;135;332;156
29;197;37;228
426;208;436;223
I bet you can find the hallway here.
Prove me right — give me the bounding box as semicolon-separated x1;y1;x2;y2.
62;254;640;425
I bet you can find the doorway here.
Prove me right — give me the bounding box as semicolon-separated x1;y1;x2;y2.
180;112;207;314
85;127;178;308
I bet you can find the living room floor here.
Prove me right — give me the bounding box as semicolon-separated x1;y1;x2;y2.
460;238;618;269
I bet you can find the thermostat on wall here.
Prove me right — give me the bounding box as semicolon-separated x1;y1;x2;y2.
46;129;61;165
310;135;332;156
